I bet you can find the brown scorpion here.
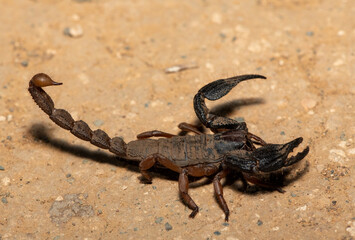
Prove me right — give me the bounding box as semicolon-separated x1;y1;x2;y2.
28;73;309;221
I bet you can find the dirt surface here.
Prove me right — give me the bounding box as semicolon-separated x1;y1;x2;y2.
0;0;354;239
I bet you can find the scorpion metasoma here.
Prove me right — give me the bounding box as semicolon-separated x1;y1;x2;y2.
29;73;309;221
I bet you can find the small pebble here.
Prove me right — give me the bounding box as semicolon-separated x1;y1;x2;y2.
21;60;29;67
93;119;104;127
164;63;197;73
301;98;317;110
340;133;346;141
257;219;263;226
0;166;4;171
280;131;285;136
155;217;163;224
214;231;221;235
66;173;72;178
2;177;10;186
64;25;84;38
306;31;314;36
234;117;245;122
165;222;173;231
211;12;222;24
1;197;8;204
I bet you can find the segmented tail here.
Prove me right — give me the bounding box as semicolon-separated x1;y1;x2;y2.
28;73;127;157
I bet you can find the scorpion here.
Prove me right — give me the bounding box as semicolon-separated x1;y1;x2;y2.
28;73;309;221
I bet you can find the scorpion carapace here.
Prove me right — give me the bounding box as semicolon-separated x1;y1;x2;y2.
29;73;309;221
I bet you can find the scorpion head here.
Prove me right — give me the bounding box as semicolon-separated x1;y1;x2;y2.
224;137;309;173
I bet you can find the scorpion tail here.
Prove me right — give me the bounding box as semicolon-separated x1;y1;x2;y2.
28;73;127;158
193;74;266;131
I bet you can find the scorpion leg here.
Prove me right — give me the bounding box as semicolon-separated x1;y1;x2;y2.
139;155;156;183
247;132;267;146
213;169;230;221
137;130;175;139
194;74;266;131
178;122;202;135
179;168;199;218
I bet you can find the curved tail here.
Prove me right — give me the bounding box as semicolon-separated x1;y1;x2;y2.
193;74;266;132
28;73;127;157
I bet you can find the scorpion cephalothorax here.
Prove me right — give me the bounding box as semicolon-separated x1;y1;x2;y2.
28;73;309;221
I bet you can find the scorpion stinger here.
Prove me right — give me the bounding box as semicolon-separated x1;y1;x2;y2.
193;74;266;132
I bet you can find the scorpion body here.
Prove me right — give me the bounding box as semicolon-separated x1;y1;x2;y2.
29;73;309;221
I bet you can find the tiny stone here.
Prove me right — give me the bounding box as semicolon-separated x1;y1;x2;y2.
214;231;221;235
280;131;285;135
93;119;104;127
340;133;346;141
332;201;337;205
21;60;29;67
134;227;138;231
333;59;344;66
301;98;317;110
211;12;222;24
337;30;345;36
222;222;229;226
165;222;173;231
155;217;163;224
2;177;10;186
63;25;84;38
66;173;72;178
0;166;4;171
234;117;245;122
1;197;8;204
219;32;226;39
291;192;297;197
306;31;314;36
257;219;263;226
152;186;157;190
6;136;12;140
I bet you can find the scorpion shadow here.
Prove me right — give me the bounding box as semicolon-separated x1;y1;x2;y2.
28;123;179;181
28;97;308;195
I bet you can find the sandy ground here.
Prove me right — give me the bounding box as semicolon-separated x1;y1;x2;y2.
0;0;354;239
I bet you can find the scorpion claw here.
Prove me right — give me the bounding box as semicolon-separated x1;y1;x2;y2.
194;74;266;130
253;137;309;172
225;137;309;173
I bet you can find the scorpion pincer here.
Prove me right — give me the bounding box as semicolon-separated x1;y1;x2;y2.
28;73;309;221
